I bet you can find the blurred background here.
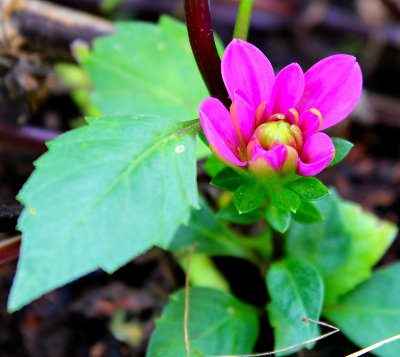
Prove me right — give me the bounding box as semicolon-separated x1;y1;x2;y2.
1;0;400;356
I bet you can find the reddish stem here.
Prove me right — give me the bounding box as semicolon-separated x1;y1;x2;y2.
0;236;21;265
184;0;231;108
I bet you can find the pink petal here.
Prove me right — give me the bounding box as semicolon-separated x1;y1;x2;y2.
298;133;335;176
298;109;322;137
231;90;256;144
252;144;287;171
270;63;305;115
199;98;246;166
222;39;275;109
296;55;363;130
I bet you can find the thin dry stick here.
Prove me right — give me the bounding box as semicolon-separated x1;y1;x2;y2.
345;334;400;357
184;248;196;357
207;317;340;357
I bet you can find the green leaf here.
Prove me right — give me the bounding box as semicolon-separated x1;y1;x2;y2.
9;115;199;312
328;138;353;167
286;193;351;277
211;167;248;192
323;200;397;303
217;202;262;225
170;198;258;262
324;263;400;357
287;177;330;201
203;156;226;178
77;16;211;158
286;193;397;304
146;287;259;357
234;183;265;214
265;204;291;233
266;258;324;356
270;188;301;213
291;200;324;224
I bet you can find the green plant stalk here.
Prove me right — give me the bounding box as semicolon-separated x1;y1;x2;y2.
233;0;254;40
177;253;230;292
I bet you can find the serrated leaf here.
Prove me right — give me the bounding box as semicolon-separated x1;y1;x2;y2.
324;263;400;357
77;16;211;158
323;200;397;303
217;202;262;225
266;258;324;356
287;177;330;201
270;188;300;213
234;183;265;214
328;138;353;167
265;204;291;233
146;287;259;357
9;115;199;312
169;198;257;262
211;167;248;192
291;200;324;224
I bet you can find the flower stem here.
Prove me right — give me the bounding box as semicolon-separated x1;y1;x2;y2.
184;0;231;108
233;0;254;40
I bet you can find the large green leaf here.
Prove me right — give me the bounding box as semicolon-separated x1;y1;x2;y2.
266;258;324;356
286;193;351;276
146;287;259;357
9;115;199;312
323;200;397;303
324;263;400;357
286;193;397;304
77;16;211;157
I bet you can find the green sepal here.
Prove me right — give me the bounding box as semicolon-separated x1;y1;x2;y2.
328;138;353;167
203;156;226;178
217;202;263;225
234;183;265;214
287;177;330;201
270;187;301;213
211;167;248;192
265;204;292;233
292;200;324;224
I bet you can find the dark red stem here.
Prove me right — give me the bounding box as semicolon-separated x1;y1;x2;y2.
184;0;231;108
0;236;21;265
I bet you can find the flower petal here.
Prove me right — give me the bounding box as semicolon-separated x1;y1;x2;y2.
231;89;256;144
297;109;322;138
222;39;275;108
251;144;287;171
270;63;305;115
199;98;246;166
298;133;335;176
296;55;363;130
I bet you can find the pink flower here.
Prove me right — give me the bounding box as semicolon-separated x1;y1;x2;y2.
199;40;362;177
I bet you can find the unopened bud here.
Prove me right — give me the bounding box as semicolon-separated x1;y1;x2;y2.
253;120;303;152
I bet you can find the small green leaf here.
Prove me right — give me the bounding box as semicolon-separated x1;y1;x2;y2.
265;204;291;233
234;183;265;214
328;138;353;167
266;258;324;355
217;202;262;225
211;167;248;192
287;177;330;201
324;263;400;357
9;115;199;312
291;201;324;224
270;188;301;213
146;287;259;357
170;198;258;262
